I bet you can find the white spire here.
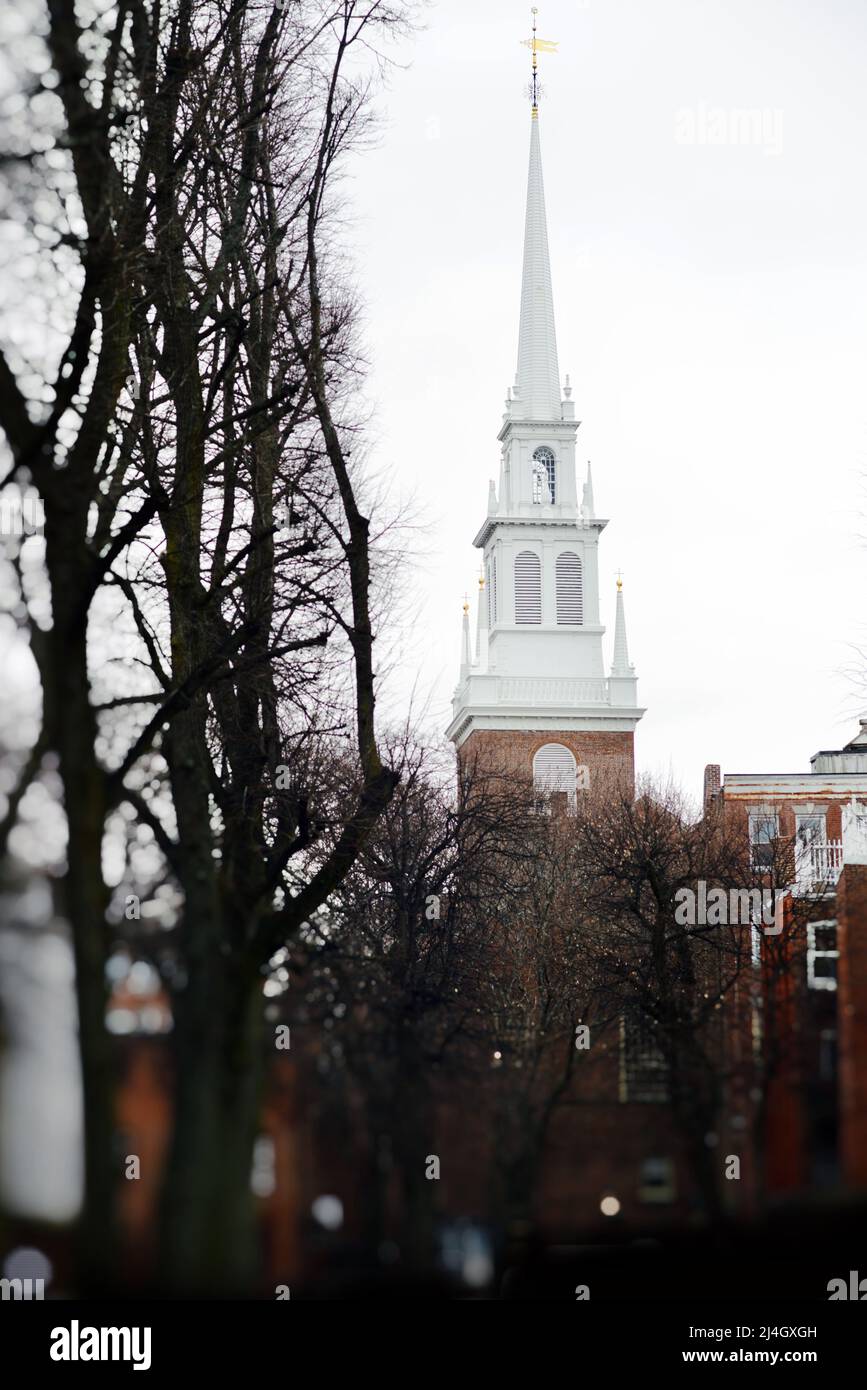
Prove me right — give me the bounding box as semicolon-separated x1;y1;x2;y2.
582;461;595;519
512;114;562;422
460;600;472;678
611;578;632;677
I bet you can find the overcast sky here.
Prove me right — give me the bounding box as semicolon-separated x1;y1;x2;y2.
350;0;867;800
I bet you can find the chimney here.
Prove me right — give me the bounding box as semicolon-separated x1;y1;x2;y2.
703;764;721;814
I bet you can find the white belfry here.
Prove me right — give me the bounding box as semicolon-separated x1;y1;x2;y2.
446;97;643;750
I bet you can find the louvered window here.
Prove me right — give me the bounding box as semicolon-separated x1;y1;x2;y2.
532;446;556;504
514;551;541;624
532;743;576;806
556;551;583;624
487;555;497;626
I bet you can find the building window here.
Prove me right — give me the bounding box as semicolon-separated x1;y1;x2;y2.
638;1157;676;1204
795;813;825;873
533;743;577;811
555;551;583;624
749;812;779;870
619;1013;669;1103
818;1028;837;1083
806;920;838;991
795;812;833;891
531;446;556;504
514;550;541;624
796;813;825;848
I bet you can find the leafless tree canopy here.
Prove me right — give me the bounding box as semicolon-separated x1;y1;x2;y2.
0;0;415;1292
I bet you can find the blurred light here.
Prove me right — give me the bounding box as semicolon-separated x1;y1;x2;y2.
106;1008;137;1035
3;1247;52;1284
127;961;158;995
106;952;131;983
600;1195;620;1217
250;1136;276;1198
139;1005;171;1034
311;1194;343;1230
440;1222;493;1289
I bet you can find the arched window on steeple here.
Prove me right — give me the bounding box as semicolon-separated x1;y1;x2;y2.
532;446;556;504
556;551;583;625
533;743;577;812
514;551;541;624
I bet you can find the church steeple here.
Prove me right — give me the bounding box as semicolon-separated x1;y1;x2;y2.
513;115;562;422
446;19;643;789
513;11;562;423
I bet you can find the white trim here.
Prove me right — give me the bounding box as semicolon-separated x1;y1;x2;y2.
806;920;838;991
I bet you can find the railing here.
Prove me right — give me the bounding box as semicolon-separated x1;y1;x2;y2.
795;840;844;895
496;676;609;706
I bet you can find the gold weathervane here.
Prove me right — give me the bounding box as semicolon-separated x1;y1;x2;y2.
520;7;558;114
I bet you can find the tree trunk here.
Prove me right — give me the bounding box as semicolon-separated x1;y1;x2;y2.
45;527;115;1293
160;956;265;1296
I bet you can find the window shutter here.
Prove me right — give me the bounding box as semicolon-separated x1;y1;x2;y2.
488;555;497;625
514;551;541;624
556;551;583;625
533;743;576;797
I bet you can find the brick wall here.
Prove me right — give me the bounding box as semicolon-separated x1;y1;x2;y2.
836;862;867;1187
459;728;635;799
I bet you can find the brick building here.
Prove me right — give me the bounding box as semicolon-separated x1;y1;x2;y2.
704;721;867;1209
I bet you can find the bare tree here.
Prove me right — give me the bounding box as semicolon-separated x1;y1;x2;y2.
574;780;759;1224
0;0;415;1293
287;735;535;1273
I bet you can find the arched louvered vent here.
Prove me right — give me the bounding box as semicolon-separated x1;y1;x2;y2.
533;743;577;804
487;555;497;626
556;551;583;625
514;551;541;624
532;446;556;504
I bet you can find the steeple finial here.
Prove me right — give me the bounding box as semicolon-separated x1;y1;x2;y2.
520;9;558;117
611;575;632;677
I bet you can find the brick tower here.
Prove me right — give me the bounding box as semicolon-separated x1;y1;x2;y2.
445;56;643;801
